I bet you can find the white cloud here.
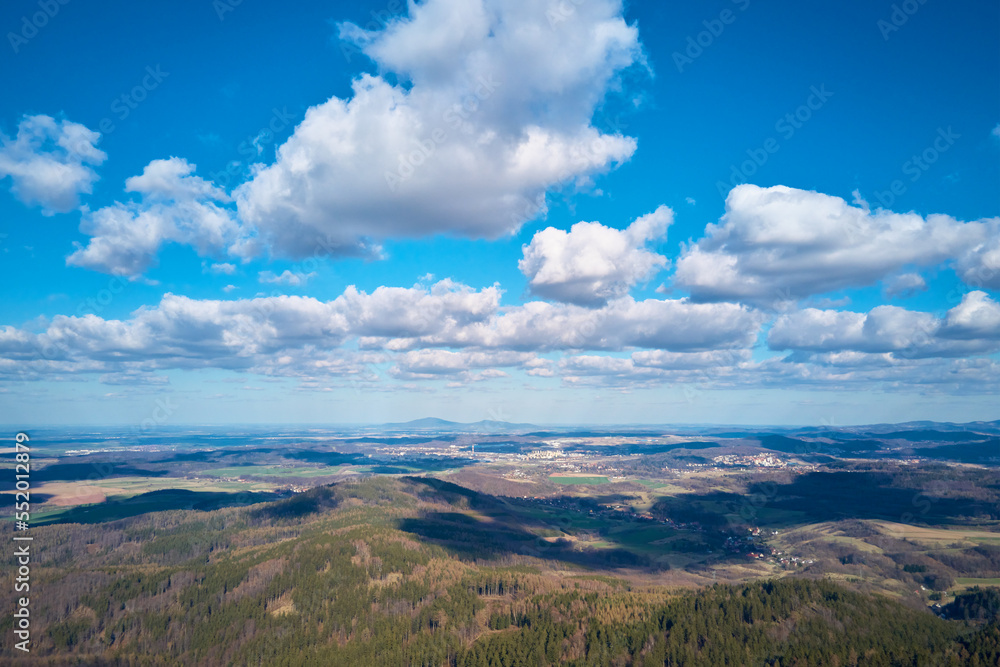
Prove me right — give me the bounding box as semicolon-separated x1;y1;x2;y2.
99;371;170;386
0;115;106;214
66;158;257;277
769;293;1000;358
556;349;760;389
235;0;642;258
390;348;533;380
883;272;927;298
413;296;764;352
343;278;502;340
207;262;237;275
519;206;671;306
632;349;751;371
768;309;868;352
0;278;764;387
754;353;1000;394
559;350;756;390
563;350;752;381
673;184;999;305
954;219;1000;290
940;291;1000;340
0;280;503;376
561;354;645;377
3;280;1000;395
993;123;1000;139
258;270;315;287
551;344;1000;394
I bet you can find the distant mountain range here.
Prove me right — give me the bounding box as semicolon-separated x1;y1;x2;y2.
381;417;540;432
379;417;1000;437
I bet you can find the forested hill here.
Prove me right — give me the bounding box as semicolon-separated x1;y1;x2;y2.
2;477;997;666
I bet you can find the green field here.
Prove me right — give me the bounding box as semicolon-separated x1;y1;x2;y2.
33;488;281;525
518;505;606;531
21;504;81;524
65;475;278;494
609;525;682;550
548;475;610;485
955;577;1000;586
204;465;347;479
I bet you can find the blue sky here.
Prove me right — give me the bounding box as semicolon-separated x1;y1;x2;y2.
0;0;998;426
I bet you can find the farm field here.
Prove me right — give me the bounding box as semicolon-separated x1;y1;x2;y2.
955;577;1000;586
548;475;610;485
8;476;285;526
203;465;350;479
871;521;1000;545
31;475;278;503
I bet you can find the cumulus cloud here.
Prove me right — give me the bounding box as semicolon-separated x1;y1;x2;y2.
99;371;170;386
755;353;1000;394
550;344;1000;394
560;355;651;383
402;297;765;353
390;349;533;381
0;276;766;387
352;286;763;354
883;273;927;299
954;219;1000;290
207;262;237;275
344;278;502;340
519;206;671;306
235;0;642;257
258;270;315;287
632;349;751;371
673;184;999;305
0;115;106;214
940;290;1000;340
768;292;1000;358
67;158;257;277
4;278;999;394
769;309;868;352
0;280;501;377
556;350;758;389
